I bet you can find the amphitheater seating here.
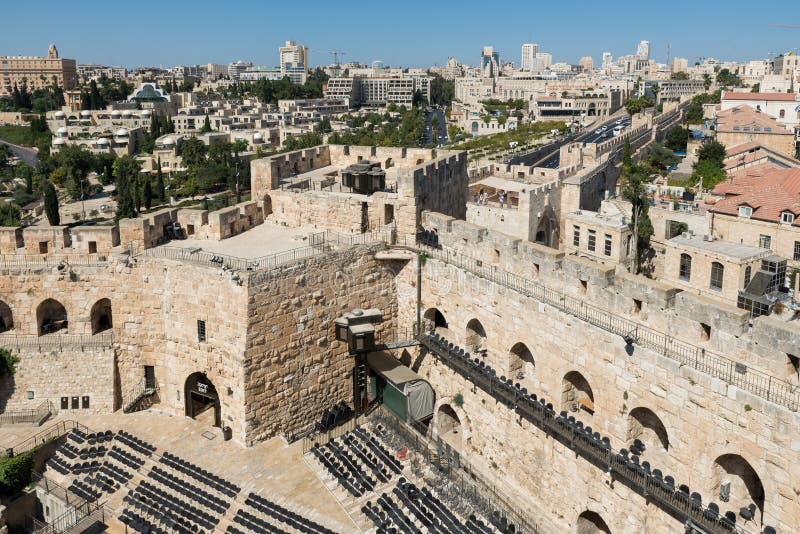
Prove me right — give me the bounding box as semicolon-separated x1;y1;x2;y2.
230;492;337;534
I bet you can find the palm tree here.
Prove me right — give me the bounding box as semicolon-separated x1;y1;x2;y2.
702;73;712;91
651;83;660;106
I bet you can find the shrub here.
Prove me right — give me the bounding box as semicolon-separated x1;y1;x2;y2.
0;348;19;379
453;392;464;407
0;449;36;496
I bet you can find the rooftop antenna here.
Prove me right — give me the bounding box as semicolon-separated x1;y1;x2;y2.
666;41;671;66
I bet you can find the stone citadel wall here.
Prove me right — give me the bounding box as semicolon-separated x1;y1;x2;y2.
408;212;800;532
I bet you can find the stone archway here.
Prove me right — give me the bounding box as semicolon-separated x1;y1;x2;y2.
0;300;13;333
36;298;68;335
576;510;611;534
508;342;535;389
90;298;113;334
534;206;559;248
627;406;669;452
465;318;486;351
712;454;765;525
435;402;467;451
423;307;448;330
562;371;594;416
184;372;221;427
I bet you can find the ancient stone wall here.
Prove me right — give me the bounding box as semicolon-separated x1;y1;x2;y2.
403;255;799;532
242;244;400;445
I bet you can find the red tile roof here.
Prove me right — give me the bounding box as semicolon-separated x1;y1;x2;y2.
722;91;800;102
715;105;793;134
711;168;800;224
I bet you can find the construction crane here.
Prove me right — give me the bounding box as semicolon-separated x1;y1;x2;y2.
325;50;347;67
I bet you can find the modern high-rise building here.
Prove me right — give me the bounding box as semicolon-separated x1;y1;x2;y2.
481;46;501;78
0;44;77;97
602;52;613;71
521;43;539;72
227;60;253;81
636;40;650;60
279;40;308;74
579;56;594;72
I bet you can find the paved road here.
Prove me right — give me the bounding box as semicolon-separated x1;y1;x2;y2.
424;108;448;145
0;139;39;167
517;115;632;169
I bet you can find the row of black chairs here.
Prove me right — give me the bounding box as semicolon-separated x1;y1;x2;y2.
116;430;156;456
68;428;87;445
149;466;229;515
97;462;133;487
315;401;353;433
109;444;146;470
160;451;240;497
119;509;165;534
68;479;100;502
311;443;370;498
428;334;775;534
46;454;71;475
83;471;119;495
352;426;404;475
231;509;289;534
123;490;208;534
244;492;336;534
121;494;201;534
86;430;115;445
135;479;219;530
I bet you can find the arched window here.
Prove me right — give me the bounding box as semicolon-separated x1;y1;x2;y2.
36;299;68;335
744;265;752;288
576;511;611;534
90;298;113;334
679;253;692;281
465;318;486;351
710;261;724;290
562;371;595;415
423;308;448;330
0;301;13;333
713;454;765;525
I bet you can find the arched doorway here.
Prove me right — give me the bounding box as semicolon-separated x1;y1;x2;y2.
36;299;68;335
0;301;13;333
90;298;113;334
263;194;273;217
712;454;765;524
576;510;611;534
423;307;448;330
508;342;535;388
562;371;594;416
465;318;486;351
535;209;559;248
437;403;462;450
627;407;669;453
184;372;221;427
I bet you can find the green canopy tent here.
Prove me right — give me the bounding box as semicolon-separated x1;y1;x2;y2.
367;351;435;423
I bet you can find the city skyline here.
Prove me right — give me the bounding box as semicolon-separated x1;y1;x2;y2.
1;0;798;69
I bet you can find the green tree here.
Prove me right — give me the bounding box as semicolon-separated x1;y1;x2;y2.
428;75;455;107
647;143;679;170
142;177;153;210
665;126;690;152
670;71;690;80
716;68;741;88
200;115;212;133
697;140;726;167
692;158;726;189
180;137;207;167
113;155;140;220
156;158;165;202
702;73;712;90
412;89;425;108
0;348;19;379
621;163;654;275
43;180;59;225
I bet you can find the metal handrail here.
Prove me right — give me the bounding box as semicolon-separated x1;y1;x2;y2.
0;331;114;351
414;239;800;412
121;377;159;413
0;253;108;268
419;332;755;534
7;420;89;456
0;400;53;426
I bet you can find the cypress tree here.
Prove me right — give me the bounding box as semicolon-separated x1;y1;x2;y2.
143;178;153;211
156;158;165;202
43;180;60;226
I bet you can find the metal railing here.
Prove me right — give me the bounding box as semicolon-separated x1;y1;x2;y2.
121;377;159;413
0;400;53;426
414;240;800;412
135;228;394;273
371;405;550;534
0;331;114;352
7;420;89;457
0;253;108;268
419;333;756;534
31;473;108;534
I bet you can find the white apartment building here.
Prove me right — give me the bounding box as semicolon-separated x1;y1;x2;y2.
773;53;800;79
279;40;308;74
521;44;538;72
636;40;650;60
324;76;430;108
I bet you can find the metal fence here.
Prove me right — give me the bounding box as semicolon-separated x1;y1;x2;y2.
419;333;756;534
370;406;549;534
417;241;800;412
7;420;89;457
0;400;53;426
0;332;114;352
0;253;108;269
30;473;108;534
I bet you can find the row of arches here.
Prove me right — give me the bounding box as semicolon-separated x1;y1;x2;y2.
0;298;112;336
422;307;767;525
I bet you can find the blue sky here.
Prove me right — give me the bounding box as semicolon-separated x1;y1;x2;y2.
1;0;798;69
